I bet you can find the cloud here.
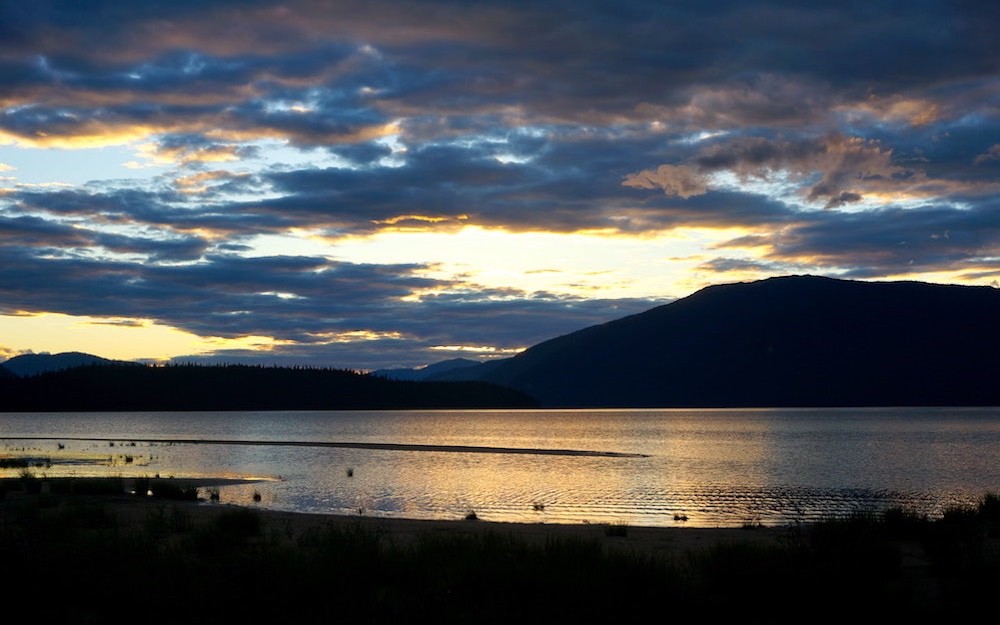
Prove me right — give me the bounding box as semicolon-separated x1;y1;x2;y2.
624;132;996;210
975;144;1000;165
717;199;1000;280
823;192;863;209
2;1;999;368
622;164;709;199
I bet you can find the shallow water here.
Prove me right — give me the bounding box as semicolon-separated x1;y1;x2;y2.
2;407;998;528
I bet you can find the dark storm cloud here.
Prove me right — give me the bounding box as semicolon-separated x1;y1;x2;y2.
0;210;205;262
696;257;789;275
0;241;432;334
719;200;1000;280
328;141;394;167
92;232;208;262
257;143;545;230
1;0;998;368
250;130;803;236
9;187;289;237
0;213;91;248
1;1;993;139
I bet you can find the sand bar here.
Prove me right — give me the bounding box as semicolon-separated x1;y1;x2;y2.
3;436;649;457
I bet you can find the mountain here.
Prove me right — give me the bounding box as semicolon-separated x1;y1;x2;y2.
426;357;512;382
373;358;482;381
0;351;130;378
449;275;1000;408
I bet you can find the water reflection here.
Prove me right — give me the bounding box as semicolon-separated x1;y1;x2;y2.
2;407;998;527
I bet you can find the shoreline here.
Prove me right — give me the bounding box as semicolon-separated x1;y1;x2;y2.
194;500;789;555
1;475;789;556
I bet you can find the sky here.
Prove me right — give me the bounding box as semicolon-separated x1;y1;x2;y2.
1;0;998;371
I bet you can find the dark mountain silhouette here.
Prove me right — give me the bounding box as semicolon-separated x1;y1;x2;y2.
373;357;481;381
0;363;17;380
439;275;1000;407
0;351;132;378
425;357;512;382
0;363;537;411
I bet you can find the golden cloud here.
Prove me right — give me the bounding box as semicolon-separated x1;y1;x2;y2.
622;164;709;198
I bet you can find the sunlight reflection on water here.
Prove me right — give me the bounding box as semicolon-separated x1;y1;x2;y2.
2;407;998;527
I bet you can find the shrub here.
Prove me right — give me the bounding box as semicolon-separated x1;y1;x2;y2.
977;492;1000;521
149;479;199;501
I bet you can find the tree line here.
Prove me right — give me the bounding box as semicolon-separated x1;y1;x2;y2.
0;363;538;411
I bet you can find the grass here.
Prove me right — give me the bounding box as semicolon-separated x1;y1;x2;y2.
603;521;629;537
0;474;208;499
1;485;997;622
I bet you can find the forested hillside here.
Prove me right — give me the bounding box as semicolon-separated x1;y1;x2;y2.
0;363;537;411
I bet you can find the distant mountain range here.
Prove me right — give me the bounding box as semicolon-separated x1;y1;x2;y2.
373;358;481;381
4;275;999;409
0;351;132;378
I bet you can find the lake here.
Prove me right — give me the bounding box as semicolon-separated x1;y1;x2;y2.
2;407;999;528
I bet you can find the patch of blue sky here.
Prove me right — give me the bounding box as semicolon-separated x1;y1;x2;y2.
0;144;170;186
494;152;532;164
677;130;727;144
257;291;306;300
375;134;408;168
254;141;351;170
440;130;542;165
707;170;805;206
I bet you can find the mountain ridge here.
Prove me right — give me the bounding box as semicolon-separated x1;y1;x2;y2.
373;357;482;381
433;274;1000;407
0;351;137;378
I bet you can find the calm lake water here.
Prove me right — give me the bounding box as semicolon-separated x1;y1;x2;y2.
2;407;999;528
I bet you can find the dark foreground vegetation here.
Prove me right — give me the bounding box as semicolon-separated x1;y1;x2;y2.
1;477;997;623
0;362;537;411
